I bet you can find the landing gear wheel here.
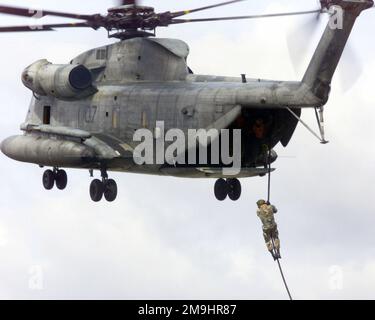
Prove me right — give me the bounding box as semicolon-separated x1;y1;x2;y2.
227;178;242;201
90;179;104;202
42;169;55;190
104;179;118;202
55;170;68;190
214;178;228;201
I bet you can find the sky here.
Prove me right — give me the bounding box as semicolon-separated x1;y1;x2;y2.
0;0;375;300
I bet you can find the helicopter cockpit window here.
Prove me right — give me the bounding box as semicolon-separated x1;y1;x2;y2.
96;49;107;60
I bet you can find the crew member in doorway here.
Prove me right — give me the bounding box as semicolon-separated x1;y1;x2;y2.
252;119;266;139
252;118;270;167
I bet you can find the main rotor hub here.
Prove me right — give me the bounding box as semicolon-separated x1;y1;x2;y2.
108;5;155;14
102;5;159;40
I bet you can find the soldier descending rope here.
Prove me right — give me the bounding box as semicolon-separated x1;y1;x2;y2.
256;199;281;260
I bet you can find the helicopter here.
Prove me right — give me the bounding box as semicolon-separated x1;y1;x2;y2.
0;0;373;203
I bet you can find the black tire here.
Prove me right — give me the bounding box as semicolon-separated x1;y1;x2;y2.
227;178;242;201
42;169;55;190
104;179;118;202
55;170;68;190
214;178;228;201
90;179;104;202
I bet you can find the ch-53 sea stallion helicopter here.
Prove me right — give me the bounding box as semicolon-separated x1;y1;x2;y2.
0;0;373;203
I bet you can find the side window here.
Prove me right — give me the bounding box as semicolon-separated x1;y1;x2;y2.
96;49;107;60
43;106;51;125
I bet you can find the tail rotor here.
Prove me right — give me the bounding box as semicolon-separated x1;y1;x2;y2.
287;0;368;93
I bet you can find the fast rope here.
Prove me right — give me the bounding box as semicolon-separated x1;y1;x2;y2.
267;148;293;301
267;148;271;203
272;238;293;301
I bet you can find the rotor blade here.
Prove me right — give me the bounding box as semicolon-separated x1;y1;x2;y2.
339;44;364;93
171;10;321;23
287;12;322;75
171;0;247;18
0;22;91;33
0;5;95;20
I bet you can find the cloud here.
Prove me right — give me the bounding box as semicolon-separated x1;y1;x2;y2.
0;0;375;300
0;222;9;247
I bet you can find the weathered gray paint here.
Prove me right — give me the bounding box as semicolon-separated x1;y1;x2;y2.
1;1;371;178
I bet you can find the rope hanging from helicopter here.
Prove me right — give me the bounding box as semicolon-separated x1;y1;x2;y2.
266;148;293;301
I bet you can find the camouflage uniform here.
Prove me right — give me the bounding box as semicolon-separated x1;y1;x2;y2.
256;200;281;259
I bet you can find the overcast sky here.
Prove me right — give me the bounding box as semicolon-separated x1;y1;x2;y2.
0;0;375;300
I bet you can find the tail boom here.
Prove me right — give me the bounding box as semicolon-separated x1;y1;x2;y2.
302;0;373;103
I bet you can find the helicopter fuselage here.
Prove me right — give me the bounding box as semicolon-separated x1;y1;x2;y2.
2;37;318;178
1;0;373;202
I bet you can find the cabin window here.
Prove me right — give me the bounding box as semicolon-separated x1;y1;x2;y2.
43;106;51;125
96;49;107;60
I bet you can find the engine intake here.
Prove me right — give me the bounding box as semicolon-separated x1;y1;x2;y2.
22;59;96;100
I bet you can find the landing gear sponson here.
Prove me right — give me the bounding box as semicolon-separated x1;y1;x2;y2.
42;167;118;202
214;178;242;201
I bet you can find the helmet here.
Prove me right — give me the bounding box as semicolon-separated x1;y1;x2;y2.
257;199;266;207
